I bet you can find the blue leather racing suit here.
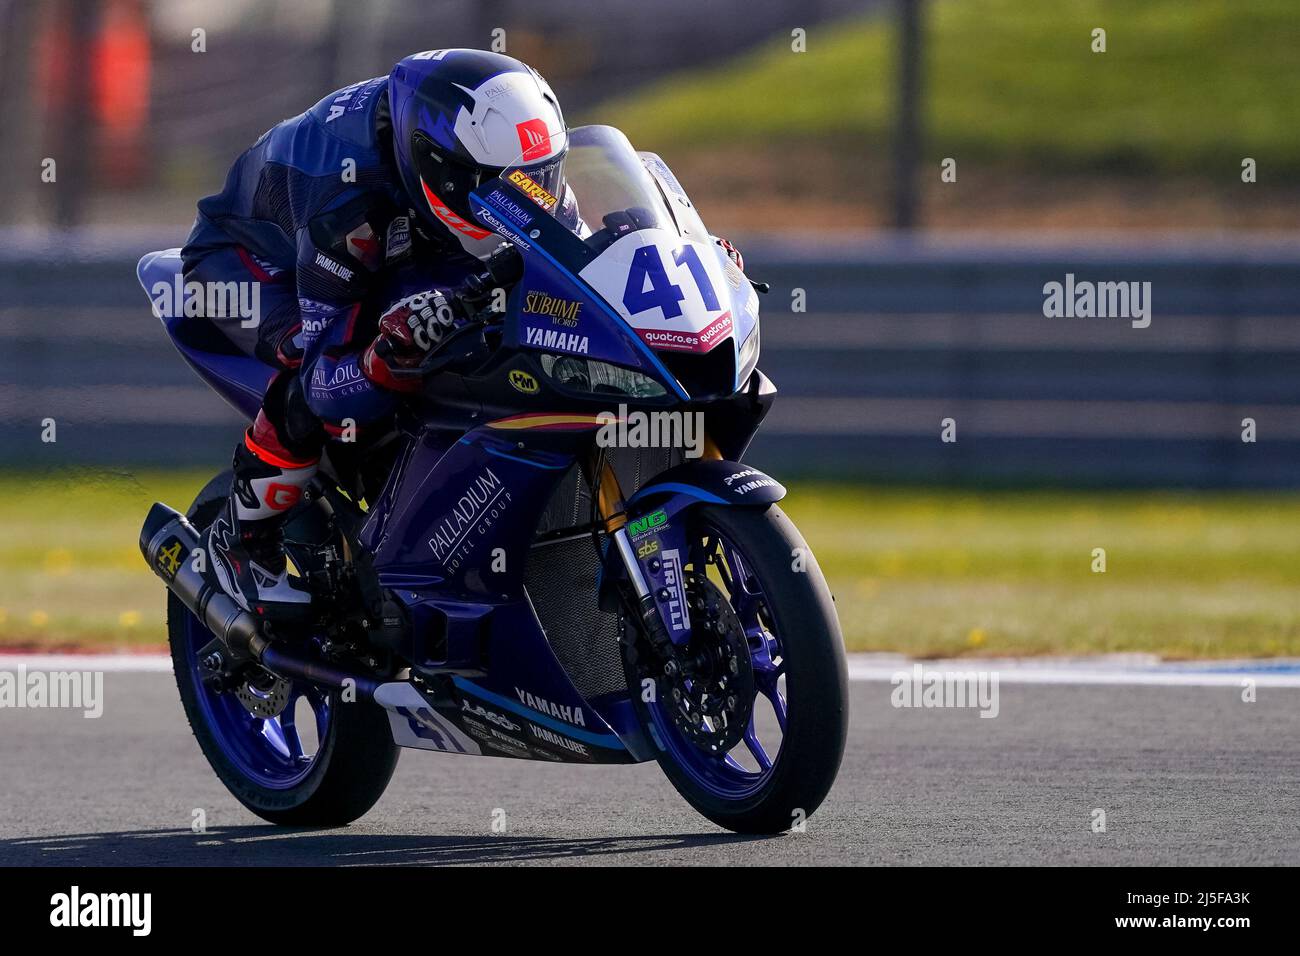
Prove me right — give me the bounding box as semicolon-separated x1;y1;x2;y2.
180;76;481;457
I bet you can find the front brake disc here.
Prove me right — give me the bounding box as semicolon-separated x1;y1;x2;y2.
662;572;755;756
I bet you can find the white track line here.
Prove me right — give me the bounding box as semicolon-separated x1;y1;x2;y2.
846;655;1300;688
2;652;1298;687
0;654;173;672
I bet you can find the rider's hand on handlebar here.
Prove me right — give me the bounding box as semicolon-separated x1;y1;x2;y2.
361;290;466;392
379;290;463;358
712;235;768;293
457;243;523;311
714;236;744;274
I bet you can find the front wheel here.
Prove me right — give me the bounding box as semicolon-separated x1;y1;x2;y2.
628;503;848;834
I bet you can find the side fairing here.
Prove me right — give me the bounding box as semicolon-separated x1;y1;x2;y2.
360;423;646;763
508;255;658;371
362;425;569;591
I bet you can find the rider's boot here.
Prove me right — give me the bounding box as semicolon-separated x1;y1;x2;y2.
203;432;317;618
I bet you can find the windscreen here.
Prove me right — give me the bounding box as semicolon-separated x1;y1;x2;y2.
498;124;683;247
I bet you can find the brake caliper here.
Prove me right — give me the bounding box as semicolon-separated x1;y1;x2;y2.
652;572;755;756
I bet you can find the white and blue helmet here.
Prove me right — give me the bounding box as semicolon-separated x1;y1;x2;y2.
388;48;568;255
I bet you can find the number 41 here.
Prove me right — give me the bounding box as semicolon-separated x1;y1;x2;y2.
622;244;720;319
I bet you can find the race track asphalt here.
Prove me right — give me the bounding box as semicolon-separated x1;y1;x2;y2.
1;667;1298;866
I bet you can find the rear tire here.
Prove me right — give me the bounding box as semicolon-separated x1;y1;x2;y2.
168;471;400;827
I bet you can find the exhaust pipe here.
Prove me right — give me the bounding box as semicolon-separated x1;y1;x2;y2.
139;502;377;699
140;502;262;654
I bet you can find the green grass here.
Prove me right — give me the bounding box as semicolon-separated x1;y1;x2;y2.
601;0;1300;175
0;469;210;650
781;486;1300;658
1;469;1298;658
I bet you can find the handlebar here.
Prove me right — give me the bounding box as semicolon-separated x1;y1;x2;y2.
381;243;523;385
456;242;524;309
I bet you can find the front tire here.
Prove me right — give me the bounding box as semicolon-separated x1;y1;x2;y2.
632;503;849;834
168;472;399;827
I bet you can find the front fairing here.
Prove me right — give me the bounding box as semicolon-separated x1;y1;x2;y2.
637;149;760;379
467;125;759;400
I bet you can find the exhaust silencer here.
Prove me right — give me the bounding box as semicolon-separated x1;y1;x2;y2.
139;502;380;699
139;502;262;655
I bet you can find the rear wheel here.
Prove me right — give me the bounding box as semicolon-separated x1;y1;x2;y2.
168;472;399;826
627;503;848;833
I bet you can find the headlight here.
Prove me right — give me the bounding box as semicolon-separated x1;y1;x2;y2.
539;354;667;398
737;323;761;382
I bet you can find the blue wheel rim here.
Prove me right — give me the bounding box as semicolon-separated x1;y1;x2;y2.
182;609;332;790
646;523;787;801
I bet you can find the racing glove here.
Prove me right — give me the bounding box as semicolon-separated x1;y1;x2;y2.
361;290;465;393
713;236;744;274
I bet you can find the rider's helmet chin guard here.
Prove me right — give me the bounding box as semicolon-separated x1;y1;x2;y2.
388;48;569;259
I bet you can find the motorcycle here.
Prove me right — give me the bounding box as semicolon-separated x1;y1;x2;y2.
137;125;847;834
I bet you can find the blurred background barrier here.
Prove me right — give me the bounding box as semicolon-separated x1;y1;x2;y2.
1;0;1297;486
2;0;1298;652
2;233;1297;486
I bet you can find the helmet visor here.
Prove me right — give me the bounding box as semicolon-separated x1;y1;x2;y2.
412;131;500;222
494;124;570;219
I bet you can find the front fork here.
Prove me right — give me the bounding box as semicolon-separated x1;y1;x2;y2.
585;437;722;662
587;452;674;662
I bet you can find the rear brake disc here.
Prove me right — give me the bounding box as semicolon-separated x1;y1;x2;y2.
234;671;292;718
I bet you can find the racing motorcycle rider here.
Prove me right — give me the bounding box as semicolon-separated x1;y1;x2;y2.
179;48;745;619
